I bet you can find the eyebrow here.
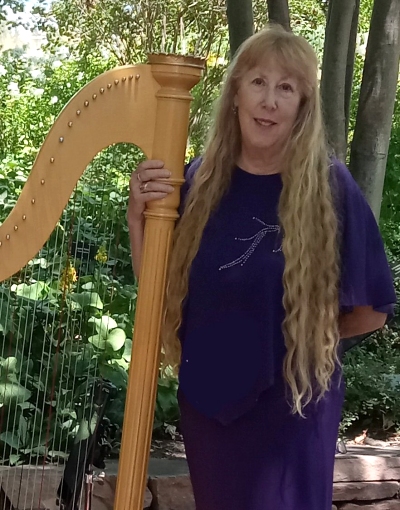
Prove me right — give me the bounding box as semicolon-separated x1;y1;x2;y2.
253;69;296;82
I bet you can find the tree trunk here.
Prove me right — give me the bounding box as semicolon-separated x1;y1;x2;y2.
226;0;254;58
344;0;360;140
320;0;356;162
350;0;400;219
266;0;291;31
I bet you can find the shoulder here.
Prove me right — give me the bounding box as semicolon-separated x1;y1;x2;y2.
330;158;361;195
329;158;370;218
184;156;202;183
180;156;202;214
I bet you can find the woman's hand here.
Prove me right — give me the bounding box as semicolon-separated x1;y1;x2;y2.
128;160;174;224
127;160;174;277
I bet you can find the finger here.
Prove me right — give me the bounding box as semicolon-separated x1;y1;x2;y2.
138;160;165;171
141;192;169;202
139;182;174;194
138;168;171;182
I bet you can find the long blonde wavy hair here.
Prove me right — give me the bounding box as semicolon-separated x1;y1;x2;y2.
162;25;340;415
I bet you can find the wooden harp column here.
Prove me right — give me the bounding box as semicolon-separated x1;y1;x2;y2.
0;54;204;510
114;56;204;510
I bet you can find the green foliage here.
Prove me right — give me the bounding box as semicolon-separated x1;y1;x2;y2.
0;0;398;460
342;321;400;433
0;50;176;463
33;0;228;62
0;247;138;464
0;0;24;24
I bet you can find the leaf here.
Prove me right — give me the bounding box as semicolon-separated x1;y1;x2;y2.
82;282;95;290
0;383;31;405
88;334;106;350
18;402;39;412
106;328;126;351
18;415;28;445
99;362;128;389
71;292;103;310
1;357;18;374
75;419;90;443
9;454;21;465
0;431;20;449
61;419;74;430
114;358;129;370
25;446;47;456
88;316;117;338
28;258;49;269
0;296;12;334
90;412;98;434
47;450;69;459
13;282;49;301
123;339;132;362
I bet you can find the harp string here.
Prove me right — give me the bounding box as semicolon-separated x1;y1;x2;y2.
21;214;65;508
0;275;22;508
0;143;134;510
63;147;129;509
38;189;81;510
1;252;40;509
62;160;115;510
25;184;79;509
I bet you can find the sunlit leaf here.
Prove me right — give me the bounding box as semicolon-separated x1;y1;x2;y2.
123;339;132;362
0;383;31;405
9;454;21;465
71;292;103;310
1;357;18;374
88;316;117;338
106;328;126;351
13;282;49;301
75;419;90;443
88;334;106;350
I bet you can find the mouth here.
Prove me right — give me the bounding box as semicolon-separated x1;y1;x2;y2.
254;118;277;127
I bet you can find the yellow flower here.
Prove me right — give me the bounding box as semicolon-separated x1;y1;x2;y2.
95;245;108;264
60;262;77;291
186;146;196;160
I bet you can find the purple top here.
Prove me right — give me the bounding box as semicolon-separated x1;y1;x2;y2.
178;159;396;425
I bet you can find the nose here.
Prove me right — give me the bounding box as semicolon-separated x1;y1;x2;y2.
262;86;277;110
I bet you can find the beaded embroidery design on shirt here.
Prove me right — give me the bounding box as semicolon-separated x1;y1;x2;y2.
219;217;282;271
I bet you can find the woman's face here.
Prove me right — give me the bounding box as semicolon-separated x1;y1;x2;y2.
234;61;302;158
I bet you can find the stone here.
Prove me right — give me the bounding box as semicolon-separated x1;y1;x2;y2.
335;455;400;483
148;474;195;510
0;465;152;510
87;475;152;510
340;500;400;509
0;465;63;509
333;481;400;502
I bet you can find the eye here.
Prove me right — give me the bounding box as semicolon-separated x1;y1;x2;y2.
252;77;264;86
279;82;294;92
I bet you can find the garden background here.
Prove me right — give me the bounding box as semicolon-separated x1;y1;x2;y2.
0;0;398;465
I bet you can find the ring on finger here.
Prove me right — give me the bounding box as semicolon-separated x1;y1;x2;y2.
139;182;149;193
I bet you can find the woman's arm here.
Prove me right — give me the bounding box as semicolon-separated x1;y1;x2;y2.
127;160;174;278
128;215;145;278
339;306;387;339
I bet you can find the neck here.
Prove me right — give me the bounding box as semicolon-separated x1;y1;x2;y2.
237;147;283;175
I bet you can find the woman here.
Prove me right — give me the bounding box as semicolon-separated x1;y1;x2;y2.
128;26;396;510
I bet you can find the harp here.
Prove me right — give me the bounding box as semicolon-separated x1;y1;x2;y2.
0;54;203;510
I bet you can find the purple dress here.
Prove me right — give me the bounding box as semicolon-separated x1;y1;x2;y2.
177;160;396;510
